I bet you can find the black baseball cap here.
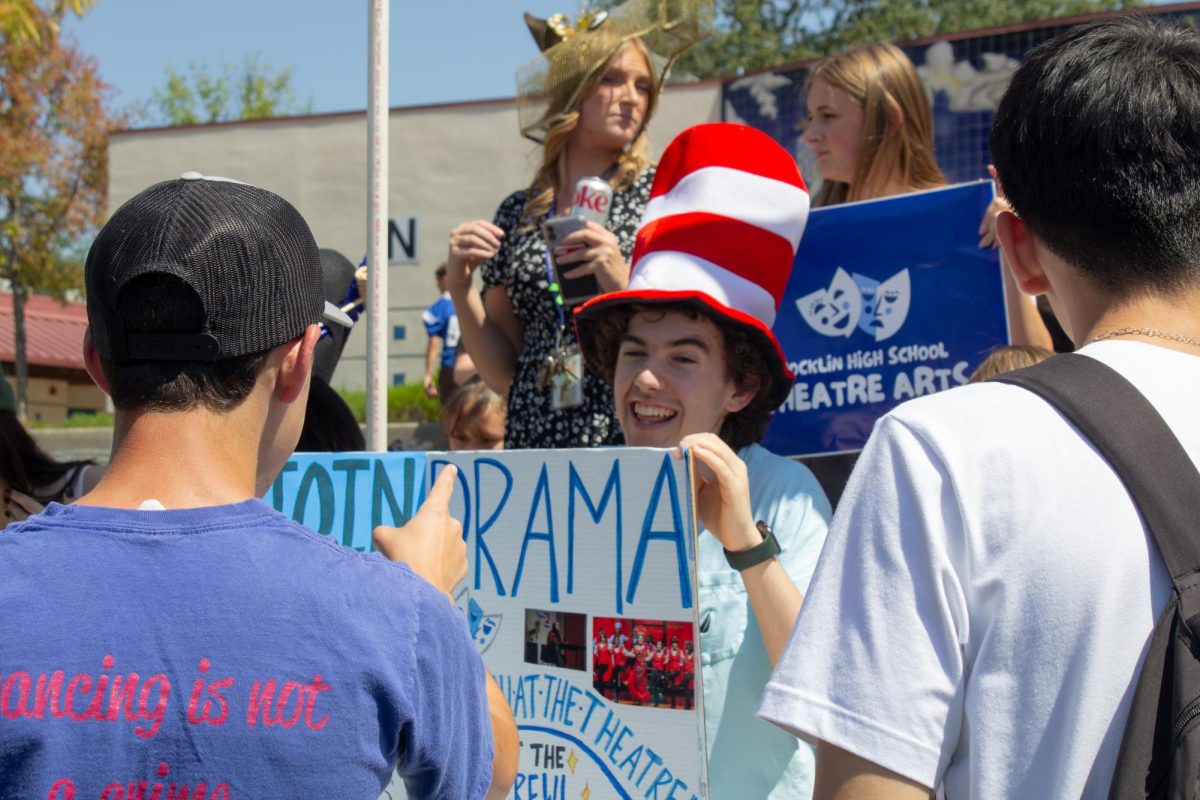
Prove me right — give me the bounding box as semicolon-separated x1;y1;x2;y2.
86;172;352;363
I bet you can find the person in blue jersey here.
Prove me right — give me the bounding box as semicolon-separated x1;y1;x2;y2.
421;264;465;402
0;173;517;799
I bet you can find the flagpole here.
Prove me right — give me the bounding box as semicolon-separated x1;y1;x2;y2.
366;0;389;451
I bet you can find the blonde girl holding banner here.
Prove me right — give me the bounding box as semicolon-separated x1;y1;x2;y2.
799;43;1052;504
802;42;1052;349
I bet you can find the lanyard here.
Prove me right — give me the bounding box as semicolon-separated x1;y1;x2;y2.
543;247;567;331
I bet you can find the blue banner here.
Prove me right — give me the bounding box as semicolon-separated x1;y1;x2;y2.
265;452;427;552
762;181;1009;457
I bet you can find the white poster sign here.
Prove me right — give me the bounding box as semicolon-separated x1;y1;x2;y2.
434;447;707;800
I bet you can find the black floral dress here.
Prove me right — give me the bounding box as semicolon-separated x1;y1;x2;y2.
481;168;655;449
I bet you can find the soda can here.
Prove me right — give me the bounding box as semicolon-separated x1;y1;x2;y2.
571;177;613;227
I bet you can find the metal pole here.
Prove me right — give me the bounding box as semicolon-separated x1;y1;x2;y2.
366;0;389;451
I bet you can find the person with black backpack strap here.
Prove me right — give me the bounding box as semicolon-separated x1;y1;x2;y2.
756;16;1200;799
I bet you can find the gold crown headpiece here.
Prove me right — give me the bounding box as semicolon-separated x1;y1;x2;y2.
516;0;713;143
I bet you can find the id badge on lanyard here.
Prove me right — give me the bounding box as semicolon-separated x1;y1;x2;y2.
537;328;584;410
540;237;584;410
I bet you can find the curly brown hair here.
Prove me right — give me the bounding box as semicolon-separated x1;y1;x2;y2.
581;302;779;450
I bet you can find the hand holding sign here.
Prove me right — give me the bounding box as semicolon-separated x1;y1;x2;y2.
372;465;465;601
677;432;760;553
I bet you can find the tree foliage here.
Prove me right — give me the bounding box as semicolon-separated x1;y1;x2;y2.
0;1;115;417
603;0;1140;78
674;0;829;77
0;0;91;45
815;0;1138;57
151;55;312;126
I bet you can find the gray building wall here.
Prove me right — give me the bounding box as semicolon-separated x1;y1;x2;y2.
107;81;723;391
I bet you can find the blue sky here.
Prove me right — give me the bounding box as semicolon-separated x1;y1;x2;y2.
67;1;1175;126
66;1;586;123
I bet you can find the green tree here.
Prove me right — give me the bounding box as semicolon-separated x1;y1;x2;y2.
677;0;829;77
0;0;91;45
817;0;1136;56
606;0;1140;79
0;2;116;418
151;54;312;126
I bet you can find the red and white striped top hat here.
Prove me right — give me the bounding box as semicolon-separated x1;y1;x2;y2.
576;122;809;408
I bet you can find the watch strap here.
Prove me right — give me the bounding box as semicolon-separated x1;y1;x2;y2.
724;520;781;571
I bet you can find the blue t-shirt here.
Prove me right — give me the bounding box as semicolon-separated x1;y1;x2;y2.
422;293;459;369
0;500;492;799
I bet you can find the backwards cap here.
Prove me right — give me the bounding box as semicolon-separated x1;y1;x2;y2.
86;173;351;364
575;122;809;408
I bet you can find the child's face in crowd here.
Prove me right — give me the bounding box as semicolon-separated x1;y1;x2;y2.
613;310;752;449
803;77;864;185
447;405;505;451
576;43;653;153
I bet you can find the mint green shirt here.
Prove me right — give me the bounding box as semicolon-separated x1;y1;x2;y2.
698;444;831;799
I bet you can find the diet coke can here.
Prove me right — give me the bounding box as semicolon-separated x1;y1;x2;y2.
571;177;613;227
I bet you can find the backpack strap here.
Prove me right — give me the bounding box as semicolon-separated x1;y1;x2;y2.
994;353;1200;592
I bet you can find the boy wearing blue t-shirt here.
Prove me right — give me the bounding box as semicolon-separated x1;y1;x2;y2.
0;175;516;799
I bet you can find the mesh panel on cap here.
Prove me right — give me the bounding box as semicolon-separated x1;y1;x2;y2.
85;178;323;362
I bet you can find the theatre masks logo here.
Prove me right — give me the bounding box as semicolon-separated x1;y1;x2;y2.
796;267;912;342
461;593;501;653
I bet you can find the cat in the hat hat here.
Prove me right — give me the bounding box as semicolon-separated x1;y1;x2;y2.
575;122;832;798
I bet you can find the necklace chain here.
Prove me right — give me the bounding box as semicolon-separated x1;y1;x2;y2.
1084;326;1200;347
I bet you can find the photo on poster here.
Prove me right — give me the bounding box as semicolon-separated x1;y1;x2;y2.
522;609;587;671
593;617;695;711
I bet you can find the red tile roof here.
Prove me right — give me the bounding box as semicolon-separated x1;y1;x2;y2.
0;292;88;370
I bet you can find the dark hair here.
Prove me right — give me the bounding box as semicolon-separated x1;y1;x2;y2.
0;411;93;501
99;273;273;412
296;376;366;452
990;16;1200;293
435;264;447;280
586;302;776;450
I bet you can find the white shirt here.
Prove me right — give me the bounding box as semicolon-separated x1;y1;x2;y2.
759;342;1200;798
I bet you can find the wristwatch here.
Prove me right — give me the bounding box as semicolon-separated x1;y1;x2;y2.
723;520;781;571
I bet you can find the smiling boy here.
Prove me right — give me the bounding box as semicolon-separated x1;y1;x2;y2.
575;123;832;799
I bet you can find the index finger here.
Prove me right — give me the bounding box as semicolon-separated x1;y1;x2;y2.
424;464;459;509
585;220;618;239
476;221;506;238
682;432;740;465
558;229;596;248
